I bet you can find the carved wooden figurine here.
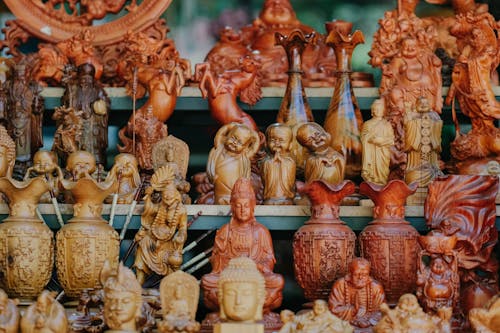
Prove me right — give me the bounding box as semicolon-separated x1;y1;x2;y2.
261;123;296;205
207;123;260;205
51;106;84;164
24;150;63;203
195;56;262;131
0;289;19;333
105;153;141;204
158;271;200;333
469;294;500;333
374;293;452;333
101;261;142;333
214;257;265;333
20;290;68;333
0;124;15;180
201;178;284;330
328;257;386;329
361;98;395;185
133;165;187;285
296;122;345;184
279;299;353;333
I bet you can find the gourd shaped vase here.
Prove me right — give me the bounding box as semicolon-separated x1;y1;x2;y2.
56;176;119;297
293;180;356;300
275;29;315;172
359;179;419;304
323;21;364;181
0;176;54;298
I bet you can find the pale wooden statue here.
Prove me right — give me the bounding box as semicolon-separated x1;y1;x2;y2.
261;123;296;205
469;294;500;333
0;289;19;333
361;99;395;185
20;290;68;333
24;150;63;203
158;270;200;333
101;261;142;333
214;257;265;333
374;293;452;333
279;300;353;333
105;153;141;204
0;124;15;179
296;122;345;184
207;123;260;204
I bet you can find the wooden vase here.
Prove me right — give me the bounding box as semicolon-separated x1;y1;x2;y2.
0;177;54;298
293;180;356;300
323;21;364;181
359;179;419;304
56;177;119;298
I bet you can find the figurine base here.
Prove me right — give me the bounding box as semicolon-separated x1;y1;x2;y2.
406;187;428;206
213;323;264;333
201;312;281;333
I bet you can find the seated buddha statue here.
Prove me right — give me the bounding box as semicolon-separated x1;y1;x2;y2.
201;177;284;315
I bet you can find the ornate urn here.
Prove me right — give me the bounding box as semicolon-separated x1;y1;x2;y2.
293;180;356;300
323;21;364;181
56;176;119;298
0;176;53;298
275;29;315;171
359;179;419;304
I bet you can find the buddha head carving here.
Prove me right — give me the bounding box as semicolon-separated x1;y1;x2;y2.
66;151;96;179
347;257;371;289
266;123;293;155
0;125;15;177
218;257;265;322
33;150;59;174
109;153;141;185
230;178;256;224
296;122;331;153
101;261;142;331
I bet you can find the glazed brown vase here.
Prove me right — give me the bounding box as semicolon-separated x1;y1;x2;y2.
275;29;315;171
0;177;54;299
56;177;119;298
293;180;356;300
323;21;364;181
359;179;419;304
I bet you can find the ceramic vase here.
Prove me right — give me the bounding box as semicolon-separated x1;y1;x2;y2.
293;180;356;300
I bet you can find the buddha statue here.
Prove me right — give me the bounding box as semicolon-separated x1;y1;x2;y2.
105;153;141;204
0;289;19;333
214;257;265;333
20;290;68;333
201;178;284;326
101;261;142;332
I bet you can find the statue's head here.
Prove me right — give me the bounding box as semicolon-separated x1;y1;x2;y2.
266;123;293;155
0;125;15;177
371;98;385;118
224;124;254;154
347;258;371;289
218;257;265;322
401;38;418;59
415;96;430;113
66;151;96;179
296;122;330;152
397;293;422;315
78;63;95;88
35;290;56;314
33;150;59;174
312;299;328;316
111;153;140;185
101;261;142;331
430;257;447;275
259;0;298;27
230;178;256;223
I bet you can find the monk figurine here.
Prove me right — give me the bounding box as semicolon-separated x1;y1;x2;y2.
105;153;141;204
133;165;187;285
0;289;19;333
23;150;63;203
328;257;386;329
469;294;500;333
20;290;68;333
261;123;296;205
158;271;200;333
65;150;97;181
374;293;452;333
0;125;15;179
278;300;353;333
296;122;345;184
361;99;395;185
214;257;265;333
207;123;260;204
101;261;142;333
201;178;284;321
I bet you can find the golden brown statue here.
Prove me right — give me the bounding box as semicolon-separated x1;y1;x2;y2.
296;122;345;184
328;257;386;329
0;289;19;333
23;150;63;203
101;261;142;333
261;123;296;205
374;293;452;333
469;294;500;333
105;153;141;205
213;257;265;333
133;165;188;285
158;271;200;333
279;300;353;333
207;123;260;205
204;27;248;76
201;178;284;318
20;290;68;333
0;124;15;180
51;106;83;164
361;99;395;185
